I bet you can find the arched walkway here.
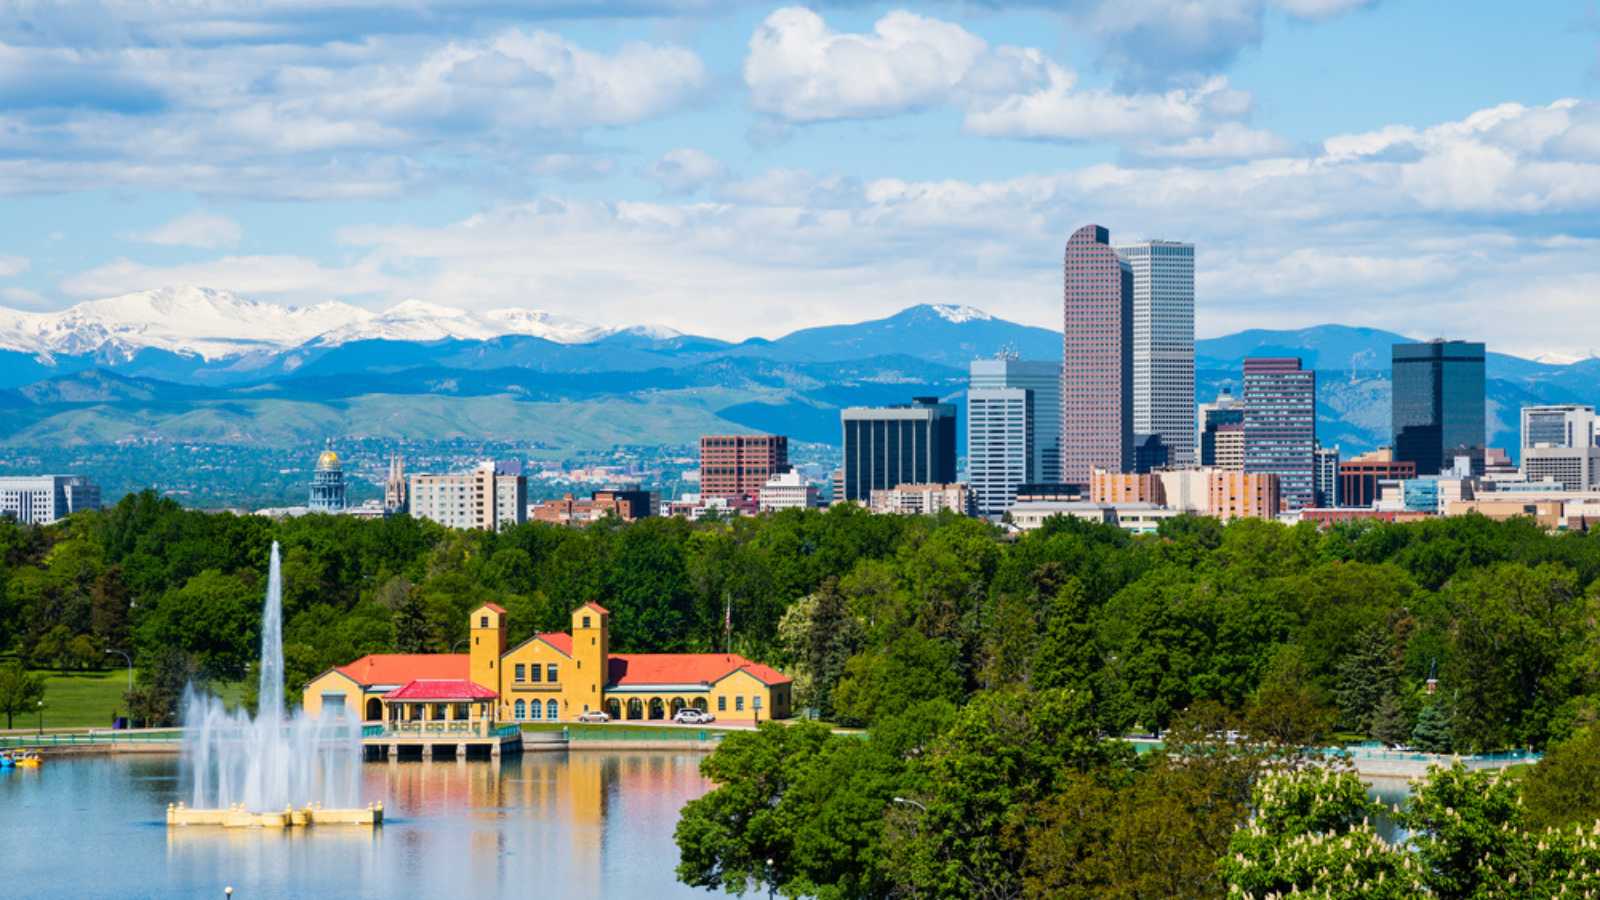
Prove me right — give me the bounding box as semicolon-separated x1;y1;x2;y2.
691;697;708;712
627;699;644;720
669;698;686;717
365;697;382;721
606;699;622;720
648;698;665;720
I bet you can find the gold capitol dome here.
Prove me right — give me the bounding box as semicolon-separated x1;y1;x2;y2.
316;441;341;470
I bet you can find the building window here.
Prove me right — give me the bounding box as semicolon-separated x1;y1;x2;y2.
480;615;488;627
547;664;558;682
530;665;541;683
718;696;726;712
547;699;559;721
515;664;525;682
753;696;762;712
735;696;744;712
514;699;526;720
583;616;591;629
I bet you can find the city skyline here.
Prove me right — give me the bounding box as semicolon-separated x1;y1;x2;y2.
0;3;1595;356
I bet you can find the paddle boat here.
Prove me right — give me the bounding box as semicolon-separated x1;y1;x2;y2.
0;751;12;768
13;750;41;767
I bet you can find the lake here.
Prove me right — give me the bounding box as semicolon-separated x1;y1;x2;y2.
0;751;717;900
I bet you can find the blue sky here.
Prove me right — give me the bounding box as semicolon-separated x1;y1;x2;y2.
0;0;1597;356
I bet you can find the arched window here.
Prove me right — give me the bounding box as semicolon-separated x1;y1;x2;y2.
530;699;543;720
547;699;559;721
514;699;526;720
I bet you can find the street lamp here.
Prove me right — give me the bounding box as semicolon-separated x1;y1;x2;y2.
36;699;44;736
105;649;134;694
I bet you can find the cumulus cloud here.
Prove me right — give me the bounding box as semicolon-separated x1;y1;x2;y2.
744;7;1272;155
644;148;727;195
131;212;243;249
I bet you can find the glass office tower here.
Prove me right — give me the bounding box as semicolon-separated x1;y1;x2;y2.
1391;340;1486;476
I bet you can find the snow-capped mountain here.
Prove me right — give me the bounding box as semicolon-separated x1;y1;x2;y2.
0;287;613;359
929;304;994;324
0;287;372;360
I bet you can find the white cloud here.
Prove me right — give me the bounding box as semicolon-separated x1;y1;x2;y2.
60;255;396;303
1271;0;1378;20
132;212;243;249
964;73;1257;143
644;148;727;195
0;254;27;276
531;154;617;181
744;7;990;122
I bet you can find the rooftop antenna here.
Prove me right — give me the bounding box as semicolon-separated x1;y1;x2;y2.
995;342;1019;362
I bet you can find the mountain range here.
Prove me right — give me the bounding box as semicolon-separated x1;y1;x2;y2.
1;287;1595;456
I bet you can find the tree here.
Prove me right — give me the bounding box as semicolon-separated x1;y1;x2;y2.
1244;644;1337;746
1333;622;1399;734
0;661;44;729
125;647;203;728
1400;763;1528;899
1411;695;1455;753
1520;726;1600;830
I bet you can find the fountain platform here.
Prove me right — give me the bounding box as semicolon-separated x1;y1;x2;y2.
166;801;383;828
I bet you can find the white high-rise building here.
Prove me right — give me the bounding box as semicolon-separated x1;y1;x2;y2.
0;475;100;525
409;462;527;531
1117;240;1196;467
970;357;1061;483
1521;404;1600;491
968;386;1032;517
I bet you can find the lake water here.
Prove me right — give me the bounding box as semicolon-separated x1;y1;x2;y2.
0;752;718;900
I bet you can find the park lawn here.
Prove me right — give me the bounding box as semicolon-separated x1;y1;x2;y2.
22;670;248;731
520;722;741;737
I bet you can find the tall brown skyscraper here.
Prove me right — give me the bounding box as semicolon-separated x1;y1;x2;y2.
1060;224;1133;487
699;434;788;500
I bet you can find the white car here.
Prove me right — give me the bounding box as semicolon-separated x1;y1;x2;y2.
576;710;611;723
673;709;715;725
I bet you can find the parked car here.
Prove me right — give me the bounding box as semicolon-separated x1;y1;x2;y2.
576;710;611;723
673;708;715;725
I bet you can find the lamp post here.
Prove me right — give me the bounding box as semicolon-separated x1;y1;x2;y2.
105;648;134;694
36;700;44;736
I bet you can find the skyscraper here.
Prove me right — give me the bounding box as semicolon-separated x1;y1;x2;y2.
969;357;1061;484
1198;386;1244;466
1118;240;1195;467
1314;444;1340;508
699;434;789;500
968;386;1031;517
1392;340;1486;476
1061;224;1133;487
840;397;957;502
1243;357;1317;511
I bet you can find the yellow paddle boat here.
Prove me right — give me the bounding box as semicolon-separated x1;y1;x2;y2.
14;751;41;767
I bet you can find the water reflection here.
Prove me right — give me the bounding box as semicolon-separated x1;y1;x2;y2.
0;752;714;900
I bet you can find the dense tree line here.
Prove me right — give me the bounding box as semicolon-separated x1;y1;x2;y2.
3;491;1600;747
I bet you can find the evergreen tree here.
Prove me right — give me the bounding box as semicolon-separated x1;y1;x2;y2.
1411;695;1455;753
392;585;430;654
1333;622;1396;734
1371;688;1412;747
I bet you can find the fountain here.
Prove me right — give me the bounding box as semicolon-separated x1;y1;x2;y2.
168;542;381;828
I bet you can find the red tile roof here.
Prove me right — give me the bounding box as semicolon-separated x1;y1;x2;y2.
336;654;468;686
480;603;508;614
510;632;573;656
607;653;792;687
385;678;498;701
583;601;610;615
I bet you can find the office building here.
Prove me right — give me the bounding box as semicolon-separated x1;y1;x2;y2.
1198;386;1244;466
1213;423;1245;471
840;397;957;502
1061;224;1133;487
0;475;100;525
1091;470;1163;505
410;462;527;531
1339;449;1417;508
383;454;407;514
1314;445;1340;508
868;483;971;516
532;488;653;525
1392;340;1486;476
308;442;347;512
970;357;1061;483
1243;357;1317;510
1521;405;1600;491
699;434;788;501
1133;433;1169;473
967;385;1032;517
1118;240;1196;467
1209;470;1282;521
758;471;819;512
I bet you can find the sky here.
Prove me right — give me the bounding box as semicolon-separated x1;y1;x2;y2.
0;1;1597;357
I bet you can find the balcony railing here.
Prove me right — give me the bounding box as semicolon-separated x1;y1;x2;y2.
377;721;496;737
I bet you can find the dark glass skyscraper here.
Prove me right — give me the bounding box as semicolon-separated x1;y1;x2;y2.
1243;357;1316;511
840;397;957;502
1391;340;1486;476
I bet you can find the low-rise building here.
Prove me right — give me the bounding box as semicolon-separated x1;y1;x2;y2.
1091;470;1163;505
869;483;972;515
0;475;101;525
757;470;818;512
532;488;653;526
304;602;793;724
1209;470;1281;521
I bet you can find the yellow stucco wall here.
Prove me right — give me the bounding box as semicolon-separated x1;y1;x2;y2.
302;670;386;721
499;637;579;722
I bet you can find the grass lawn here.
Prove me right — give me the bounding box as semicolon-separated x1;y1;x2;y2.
7;669;248;731
520;722;741;738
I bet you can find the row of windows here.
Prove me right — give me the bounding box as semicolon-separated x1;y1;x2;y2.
513;699;561;720
514;663;560;683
